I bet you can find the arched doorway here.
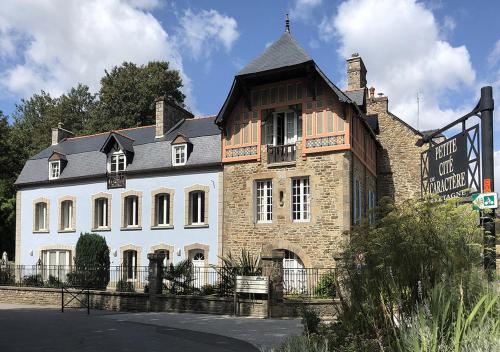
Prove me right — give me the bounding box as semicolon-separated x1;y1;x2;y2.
189;249;206;288
282;250;307;295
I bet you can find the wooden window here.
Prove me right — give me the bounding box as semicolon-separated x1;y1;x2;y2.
252;121;258;143
154;194;170;226
34;202;48;231
189;191;205;225
287;84;295;101
306;113;313;136
256;180;272;223
243;123;250;144
270;87;277;104
261;89;268;106
125;196;139;227
337;116;345;132
326;110;334;133
278;86;285;103
296;83;303;99
316;111;323;134
60;200;74;231
95;198;108;228
292;177;310;222
252;90;260;107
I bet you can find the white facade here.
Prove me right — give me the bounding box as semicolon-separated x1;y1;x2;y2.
17;168;221;268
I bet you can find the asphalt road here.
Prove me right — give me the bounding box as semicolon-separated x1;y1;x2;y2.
0;306;259;352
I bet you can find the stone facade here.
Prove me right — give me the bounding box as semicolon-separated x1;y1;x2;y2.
367;96;425;202
222;144;353;268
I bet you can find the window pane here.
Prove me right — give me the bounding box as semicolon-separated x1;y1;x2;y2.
306;113;313;136
337;116;345;132
292;178;310;221
316;112;323;134
256;180;272;222
327;111;334;133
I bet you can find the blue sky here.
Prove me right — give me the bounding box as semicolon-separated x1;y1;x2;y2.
0;0;499;187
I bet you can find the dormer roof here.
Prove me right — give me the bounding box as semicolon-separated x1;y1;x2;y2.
171;133;191;145
100;132;134;154
48;151;67;162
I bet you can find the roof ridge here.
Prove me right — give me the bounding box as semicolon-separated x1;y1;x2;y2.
111;130;135;141
66;125;154;140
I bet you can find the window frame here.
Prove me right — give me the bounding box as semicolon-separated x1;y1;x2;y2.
291;177;311;222
95;198;108;229
124;195;139;228
108;150;126;173
34;201;48;232
60;200;74;231
172;144;187;166
189;191;205;225
255;179;273;223
155;193;170;227
49;160;61;180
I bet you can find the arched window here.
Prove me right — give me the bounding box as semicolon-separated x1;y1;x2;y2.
124;195;139;227
189;191;205;225
34;202;48;232
95;197;108;228
155;193;170;226
60;200;74;231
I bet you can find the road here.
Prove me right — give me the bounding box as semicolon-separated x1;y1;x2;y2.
0;304;259;352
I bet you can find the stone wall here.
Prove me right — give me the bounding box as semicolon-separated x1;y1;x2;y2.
223;145;351;268
0;286;337;318
367;97;425;202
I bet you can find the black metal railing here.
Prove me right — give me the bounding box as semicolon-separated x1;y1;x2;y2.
267;144;296;164
107;172;126;189
283;268;337;299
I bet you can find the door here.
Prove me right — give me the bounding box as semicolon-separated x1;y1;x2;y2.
283;250;307;294
191;250;205;288
273;111;296;146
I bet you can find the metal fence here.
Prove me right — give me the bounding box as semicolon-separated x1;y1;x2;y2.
0;265;336;299
283;267;337;299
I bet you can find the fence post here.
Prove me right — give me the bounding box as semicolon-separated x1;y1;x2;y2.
261;249;284;311
147;253;165;311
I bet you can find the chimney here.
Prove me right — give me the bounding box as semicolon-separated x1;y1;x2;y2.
155;96;194;138
369;87;375;99
51;122;73;145
346;53;367;91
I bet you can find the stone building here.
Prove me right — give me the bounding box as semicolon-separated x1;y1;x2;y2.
216;28;378;269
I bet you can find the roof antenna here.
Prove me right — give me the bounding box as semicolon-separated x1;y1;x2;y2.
285;13;290;33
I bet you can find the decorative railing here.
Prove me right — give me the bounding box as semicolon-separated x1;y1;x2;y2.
267;144;296;164
107;172;126;189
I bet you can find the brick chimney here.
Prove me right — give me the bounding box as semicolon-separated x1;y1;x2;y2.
346;53;367;91
51;122;73;145
155;97;194;139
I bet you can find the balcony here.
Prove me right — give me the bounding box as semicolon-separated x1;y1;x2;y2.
107;172;126;189
267;144;296;164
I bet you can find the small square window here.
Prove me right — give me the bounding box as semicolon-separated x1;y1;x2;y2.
49;161;60;180
172;144;187;166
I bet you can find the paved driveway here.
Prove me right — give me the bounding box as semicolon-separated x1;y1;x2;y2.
0;304;302;351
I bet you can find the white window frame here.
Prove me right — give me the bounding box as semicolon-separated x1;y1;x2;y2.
123;249;137;281
189;191;205;225
34;202;48;231
108;151;126;173
272;110;297;146
155;193;170;226
292;177;311;222
255;180;273;223
95;198;108;228
49;161;61;180
60;200;73;230
125;196;139;228
172;144;187;166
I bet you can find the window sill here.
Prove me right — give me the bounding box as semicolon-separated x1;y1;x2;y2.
184;224;209;229
255;221;273;225
267;161;296;168
33;230;49;234
58;229;76;233
151;225;174;230
91;227;111;232
120;226;142;231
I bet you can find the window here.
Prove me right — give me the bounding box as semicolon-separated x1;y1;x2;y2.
109;152;126;173
172;145;187;166
353;178;363;225
123;250;137;280
368;190;376;224
49;161;60;180
155;193;170;226
272;111;297;146
124;195;139;227
42;249;71;280
292;178;310;222
95;198;108;228
256;180;273;223
60;200;74;231
189;191;205;225
34;202;48;231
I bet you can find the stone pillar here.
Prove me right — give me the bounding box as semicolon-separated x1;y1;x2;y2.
261;249;284;303
147;252;165;310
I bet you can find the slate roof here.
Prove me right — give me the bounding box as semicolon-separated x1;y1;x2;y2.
238;32;312;76
345;89;365;107
16;117;221;187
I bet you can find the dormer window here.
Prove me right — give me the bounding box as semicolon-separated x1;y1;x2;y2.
49;161;60;179
172;145;187;166
109;151;126;173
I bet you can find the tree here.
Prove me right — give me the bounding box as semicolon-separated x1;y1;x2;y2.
71;233;110;289
88;61;185;132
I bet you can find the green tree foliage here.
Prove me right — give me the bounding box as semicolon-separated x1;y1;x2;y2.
2;61;185;261
71;233;110;289
88;61;185;132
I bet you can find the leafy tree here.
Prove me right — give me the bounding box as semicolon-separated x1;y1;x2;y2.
88;61;185;132
70;233;110;289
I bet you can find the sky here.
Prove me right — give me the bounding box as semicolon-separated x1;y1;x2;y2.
0;0;499;189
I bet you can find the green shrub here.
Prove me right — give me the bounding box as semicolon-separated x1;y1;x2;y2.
74;233;110;289
164;259;194;294
0;268;14;285
301;308;321;336
314;272;336;299
268;335;329;352
199;284;217;296
116;280;135;292
215;250;261;295
22;274;43;287
44;275;62;288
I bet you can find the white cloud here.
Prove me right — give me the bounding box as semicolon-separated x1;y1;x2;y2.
495;150;500;192
320;0;476;131
289;0;322;21
123;0;161;10
177;9;239;60
0;0;214;112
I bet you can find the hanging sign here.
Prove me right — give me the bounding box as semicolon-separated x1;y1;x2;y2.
424;132;469;198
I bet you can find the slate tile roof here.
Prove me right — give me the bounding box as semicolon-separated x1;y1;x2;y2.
15;116;221;186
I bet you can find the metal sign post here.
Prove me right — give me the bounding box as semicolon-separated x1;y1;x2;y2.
418;86;495;277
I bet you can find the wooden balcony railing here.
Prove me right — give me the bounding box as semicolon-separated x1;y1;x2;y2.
267;144;296;164
107;172;126;189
